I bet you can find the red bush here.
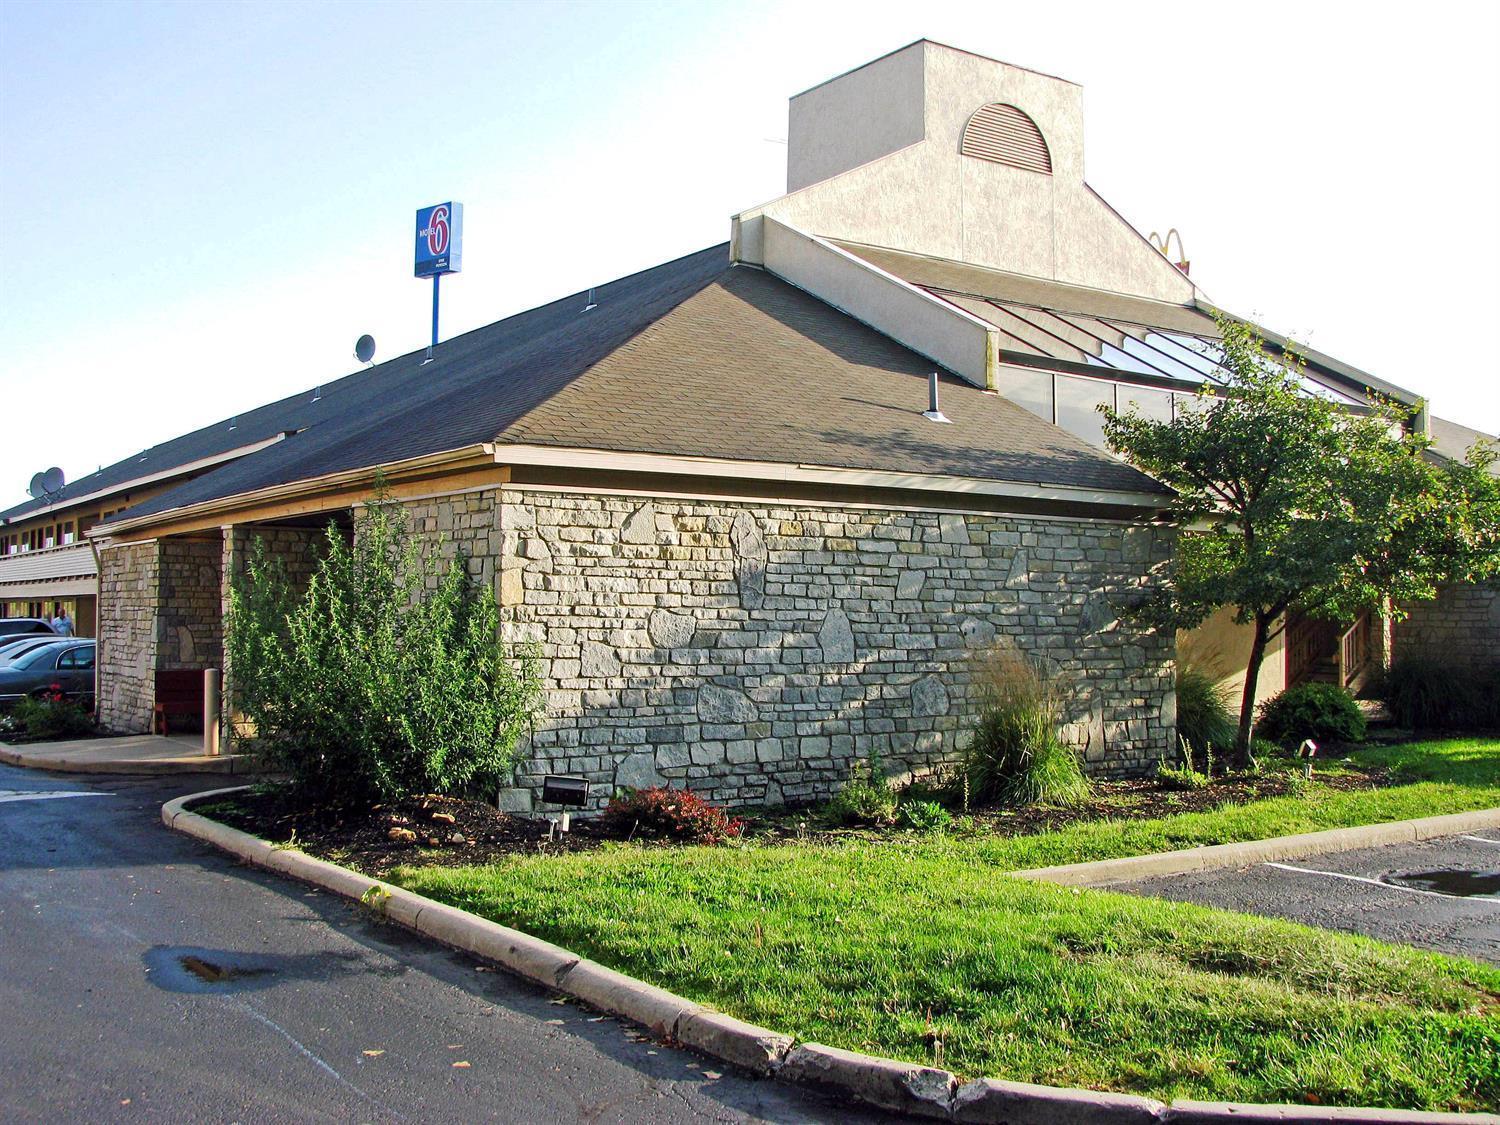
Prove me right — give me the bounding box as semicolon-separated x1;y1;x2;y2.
601;786;744;845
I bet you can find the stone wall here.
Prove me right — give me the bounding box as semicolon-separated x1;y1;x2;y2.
1395;582;1500;667
97;541;159;733
397;491;502;593
496;488;1175;809
157;538;222;670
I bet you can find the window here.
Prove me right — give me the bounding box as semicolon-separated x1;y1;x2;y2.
998;366;1054;422
1055;374;1114;447
15;646;61;670
1119;385;1173;423
58;646;94;670
961;104;1052;174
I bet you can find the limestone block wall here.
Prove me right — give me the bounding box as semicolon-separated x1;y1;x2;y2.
497;487;1175;809
1395;582;1500;667
97;541;160;733
157;538;222;670
396;491;502;593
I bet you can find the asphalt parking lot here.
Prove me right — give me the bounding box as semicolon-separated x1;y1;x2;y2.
1113;831;1500;964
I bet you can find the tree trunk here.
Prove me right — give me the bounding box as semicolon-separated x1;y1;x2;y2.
1234;613;1272;770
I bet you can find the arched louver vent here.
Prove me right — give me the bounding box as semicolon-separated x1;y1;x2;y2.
961;104;1052;174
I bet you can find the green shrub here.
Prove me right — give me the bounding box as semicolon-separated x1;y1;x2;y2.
1156;760;1210;791
6;694;95;740
1257;682;1366;748
225;491;543;806
963;647;1089;808
1175;662;1236;767
824;756;898;826
895;799;952;833
1381;657;1500;730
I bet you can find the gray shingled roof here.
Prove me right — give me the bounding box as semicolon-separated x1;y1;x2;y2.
1428;416;1499;474
94;244;1166;528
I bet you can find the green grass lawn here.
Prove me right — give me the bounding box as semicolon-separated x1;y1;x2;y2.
389;738;1500;1110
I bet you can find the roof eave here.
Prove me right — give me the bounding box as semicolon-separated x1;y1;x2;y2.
493;442;1173;510
88;443;499;540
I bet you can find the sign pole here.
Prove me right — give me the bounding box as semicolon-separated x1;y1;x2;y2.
415;201;461;364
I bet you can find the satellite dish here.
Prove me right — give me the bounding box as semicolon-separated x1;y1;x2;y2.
354;334;376;364
41;467;64;495
27;472;45;499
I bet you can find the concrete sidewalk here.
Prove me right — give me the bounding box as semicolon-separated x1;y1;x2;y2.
0;733;259;775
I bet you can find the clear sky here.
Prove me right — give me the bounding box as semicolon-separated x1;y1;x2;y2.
2;0;1496;508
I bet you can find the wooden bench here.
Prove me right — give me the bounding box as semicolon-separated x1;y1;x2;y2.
153;669;205;735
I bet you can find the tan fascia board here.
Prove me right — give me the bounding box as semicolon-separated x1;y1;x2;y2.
493;443;1170;511
1;432;292;528
759;218;998;390
88;443;500;542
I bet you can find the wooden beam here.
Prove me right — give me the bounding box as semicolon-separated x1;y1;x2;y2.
103;462;511;543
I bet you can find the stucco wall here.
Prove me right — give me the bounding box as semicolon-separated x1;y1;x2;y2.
1395;582;1500;666
1178;606;1288;714
96;541;159;733
745;41;1194;303
495;487;1175;809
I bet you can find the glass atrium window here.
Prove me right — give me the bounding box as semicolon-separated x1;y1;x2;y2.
998;366;1054;422
1056;374;1114;447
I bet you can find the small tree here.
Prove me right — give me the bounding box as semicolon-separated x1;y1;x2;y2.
1103;317;1500;767
225;493;543;804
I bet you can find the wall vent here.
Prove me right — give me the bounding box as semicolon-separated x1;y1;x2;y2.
960;103;1051;174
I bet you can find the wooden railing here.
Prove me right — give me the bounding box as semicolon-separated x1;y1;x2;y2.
1337;612;1372;689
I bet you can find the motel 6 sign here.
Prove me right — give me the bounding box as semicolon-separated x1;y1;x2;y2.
414;202;463;277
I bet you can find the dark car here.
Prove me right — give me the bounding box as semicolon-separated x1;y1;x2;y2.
0;640;95;709
0;618;58;641
0;635;75;667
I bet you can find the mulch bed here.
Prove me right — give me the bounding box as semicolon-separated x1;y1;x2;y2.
202;756;1390;876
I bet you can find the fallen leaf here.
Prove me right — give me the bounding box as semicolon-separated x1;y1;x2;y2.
452;1061;471;1069
702;1070;722;1080
362;1050;385;1058
548;998;567;1006
545;1019;565;1026
446;1044;462;1050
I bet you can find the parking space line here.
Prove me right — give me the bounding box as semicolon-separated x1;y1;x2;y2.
1263;861;1500;905
0;791;111;804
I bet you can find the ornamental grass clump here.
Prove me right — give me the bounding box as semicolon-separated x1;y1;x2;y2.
1381;657;1500;730
1175;660;1237;769
963;646;1088;808
225;492;543;807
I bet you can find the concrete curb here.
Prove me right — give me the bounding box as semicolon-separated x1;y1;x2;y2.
162;789;1499;1124
1;742;256;776
1012;807;1500;887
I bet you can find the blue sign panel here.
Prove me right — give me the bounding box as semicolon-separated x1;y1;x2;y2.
414;202;463;278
